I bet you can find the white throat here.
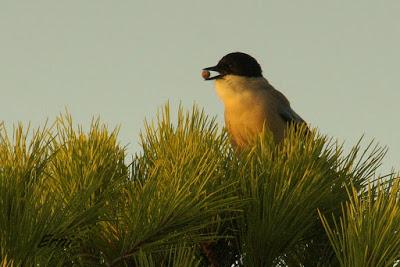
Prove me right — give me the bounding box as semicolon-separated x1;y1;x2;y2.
214;75;269;108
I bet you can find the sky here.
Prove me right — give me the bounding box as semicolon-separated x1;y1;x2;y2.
0;1;399;173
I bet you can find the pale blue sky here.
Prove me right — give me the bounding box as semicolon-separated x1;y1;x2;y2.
1;1;399;172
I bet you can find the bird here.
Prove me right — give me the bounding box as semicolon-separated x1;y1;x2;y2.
202;52;307;148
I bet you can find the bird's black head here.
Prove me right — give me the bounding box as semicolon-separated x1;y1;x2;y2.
203;52;262;80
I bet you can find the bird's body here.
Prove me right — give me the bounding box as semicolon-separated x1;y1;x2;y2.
203;52;306;148
215;75;287;146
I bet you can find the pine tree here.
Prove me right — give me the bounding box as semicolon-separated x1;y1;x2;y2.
0;104;397;267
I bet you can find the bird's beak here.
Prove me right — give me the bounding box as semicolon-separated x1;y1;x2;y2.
203;65;223;80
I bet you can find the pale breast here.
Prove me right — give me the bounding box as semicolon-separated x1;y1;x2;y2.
215;75;287;147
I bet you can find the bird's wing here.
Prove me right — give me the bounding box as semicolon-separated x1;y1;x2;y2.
279;107;310;136
267;86;309;133
279;107;305;124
